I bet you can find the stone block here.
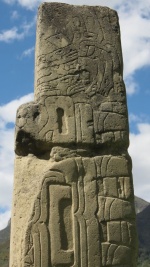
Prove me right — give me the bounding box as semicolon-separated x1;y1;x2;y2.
106;156;130;176
107;221;121;243
103;177;118;197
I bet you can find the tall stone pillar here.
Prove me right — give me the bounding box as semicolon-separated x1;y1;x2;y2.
10;3;137;267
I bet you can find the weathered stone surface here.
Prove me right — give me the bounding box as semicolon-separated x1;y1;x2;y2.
15;3;129;156
10;3;137;267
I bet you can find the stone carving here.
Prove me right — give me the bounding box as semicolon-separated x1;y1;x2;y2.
10;3;137;267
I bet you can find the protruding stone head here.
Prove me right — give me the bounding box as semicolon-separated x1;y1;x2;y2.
15;3;129;156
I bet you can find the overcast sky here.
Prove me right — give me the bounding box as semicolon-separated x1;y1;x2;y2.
0;0;150;230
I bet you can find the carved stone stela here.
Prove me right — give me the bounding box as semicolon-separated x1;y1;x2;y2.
10;3;137;267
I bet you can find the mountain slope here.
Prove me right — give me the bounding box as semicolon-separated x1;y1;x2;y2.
134;196;150;214
0;221;10;267
137;204;150;250
0;239;10;267
0;220;10;245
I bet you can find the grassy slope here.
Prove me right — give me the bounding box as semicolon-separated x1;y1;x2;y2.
0;239;10;267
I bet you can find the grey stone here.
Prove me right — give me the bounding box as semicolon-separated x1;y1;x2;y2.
10;3;137;267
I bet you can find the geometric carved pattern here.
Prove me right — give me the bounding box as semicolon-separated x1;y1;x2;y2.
24;157;136;267
10;3;137;267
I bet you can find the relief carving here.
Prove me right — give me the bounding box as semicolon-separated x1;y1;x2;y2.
10;3;137;267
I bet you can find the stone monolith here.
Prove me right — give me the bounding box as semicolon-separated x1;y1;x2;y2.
10;3;137;267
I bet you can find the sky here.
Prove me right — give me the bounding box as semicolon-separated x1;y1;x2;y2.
0;0;150;230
